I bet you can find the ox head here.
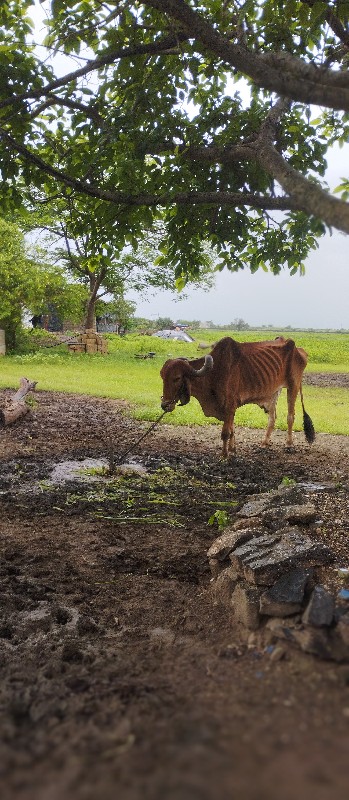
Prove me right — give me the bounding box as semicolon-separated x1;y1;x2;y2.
160;354;213;412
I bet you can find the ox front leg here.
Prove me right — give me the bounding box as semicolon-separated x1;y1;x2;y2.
261;391;279;447
221;411;236;458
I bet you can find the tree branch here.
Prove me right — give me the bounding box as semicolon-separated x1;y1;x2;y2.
301;0;349;48
2;122;349;229
29;94;105;125
256;138;349;231
0;33;188;111
0;124;293;211
143;0;349;111
253;97;349;230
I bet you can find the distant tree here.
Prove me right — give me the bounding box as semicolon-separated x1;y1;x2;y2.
29;277;87;330
96;297;137;332
231;318;250;331
0;217;84;349
27;202;217;331
132;317;156;332
155;317;174;330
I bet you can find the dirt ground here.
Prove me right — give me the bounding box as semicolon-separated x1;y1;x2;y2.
1;378;349;800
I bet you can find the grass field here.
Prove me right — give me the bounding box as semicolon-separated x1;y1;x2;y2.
1;329;349;435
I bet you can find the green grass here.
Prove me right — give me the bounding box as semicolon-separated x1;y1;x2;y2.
192;329;349;372
1;329;349;436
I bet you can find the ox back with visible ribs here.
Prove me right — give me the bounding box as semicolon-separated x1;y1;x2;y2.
160;336;315;457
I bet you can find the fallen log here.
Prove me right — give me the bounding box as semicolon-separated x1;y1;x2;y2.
0;377;38;428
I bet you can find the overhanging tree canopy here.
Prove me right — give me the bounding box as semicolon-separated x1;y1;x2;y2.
1;0;349;278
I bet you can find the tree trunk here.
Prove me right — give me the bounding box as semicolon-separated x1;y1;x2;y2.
85;271;100;331
85;294;97;331
84;268;107;332
0;378;37;427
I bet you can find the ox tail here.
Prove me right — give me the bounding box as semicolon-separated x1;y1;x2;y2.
300;384;315;443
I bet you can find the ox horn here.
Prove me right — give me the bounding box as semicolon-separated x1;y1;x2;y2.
190;354;214;376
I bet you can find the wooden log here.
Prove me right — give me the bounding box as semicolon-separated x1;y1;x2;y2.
0;377;37;428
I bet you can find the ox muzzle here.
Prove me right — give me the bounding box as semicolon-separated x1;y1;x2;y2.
161;397;177;413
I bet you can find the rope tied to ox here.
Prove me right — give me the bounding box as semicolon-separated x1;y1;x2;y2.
108;410;167;472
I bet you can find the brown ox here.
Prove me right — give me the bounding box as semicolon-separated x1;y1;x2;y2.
160;336;315;457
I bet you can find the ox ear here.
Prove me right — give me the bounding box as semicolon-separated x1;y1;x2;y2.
178;378;191;406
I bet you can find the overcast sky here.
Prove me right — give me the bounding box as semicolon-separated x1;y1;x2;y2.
129;144;349;329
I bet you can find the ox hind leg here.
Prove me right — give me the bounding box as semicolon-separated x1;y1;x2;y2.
221;408;237;458
261;390;281;447
286;383;299;447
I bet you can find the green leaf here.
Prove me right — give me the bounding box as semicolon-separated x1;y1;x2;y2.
175;274;187;292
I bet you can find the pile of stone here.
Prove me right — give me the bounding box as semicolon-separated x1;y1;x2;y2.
208;484;349;662
68;330;108;355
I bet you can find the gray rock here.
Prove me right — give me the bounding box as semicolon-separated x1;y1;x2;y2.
241;528;332;586
292;627;333;660
261;598;302;617
230;533;281;571
211;566;237;608
265;615;349;662
207;527;256;561
261;503;317;526
237;495;276;518
302;586;335;627
231;583;261;630
275;485;308;504
260;568;311;617
231;517;267;532
272;567;312;602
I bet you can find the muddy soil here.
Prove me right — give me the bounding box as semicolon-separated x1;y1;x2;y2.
304;372;349;388
1;384;349;800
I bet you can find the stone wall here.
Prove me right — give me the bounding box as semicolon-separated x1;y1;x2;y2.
208;484;349;662
68;330;108;355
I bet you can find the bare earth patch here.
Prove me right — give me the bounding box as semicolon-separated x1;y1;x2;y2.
0;383;349;800
304;372;349;388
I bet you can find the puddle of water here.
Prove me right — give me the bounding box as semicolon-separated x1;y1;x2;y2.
48;458;147;485
49;458;108;485
1;457;149;494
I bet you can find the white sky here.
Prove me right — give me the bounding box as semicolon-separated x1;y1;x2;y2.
129;144;349;329
30;1;349;329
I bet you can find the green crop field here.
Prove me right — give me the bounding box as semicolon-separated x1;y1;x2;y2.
1;329;349;435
